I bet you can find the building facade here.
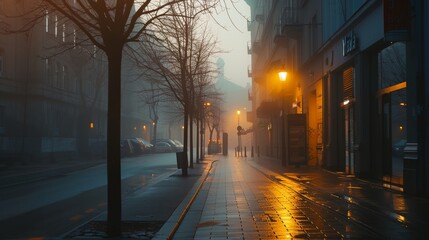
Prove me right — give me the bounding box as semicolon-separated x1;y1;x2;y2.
246;0;429;196
0;2;154;163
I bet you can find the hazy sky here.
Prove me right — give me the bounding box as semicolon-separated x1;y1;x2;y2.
209;1;251;87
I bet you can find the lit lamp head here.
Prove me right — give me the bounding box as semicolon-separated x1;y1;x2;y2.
237;110;241;115
278;69;288;82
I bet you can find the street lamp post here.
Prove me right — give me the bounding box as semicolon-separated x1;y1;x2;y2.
279;69;288;166
202;102;211;158
236;110;243;156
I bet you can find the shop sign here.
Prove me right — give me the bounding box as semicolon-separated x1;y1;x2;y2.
342;32;358;57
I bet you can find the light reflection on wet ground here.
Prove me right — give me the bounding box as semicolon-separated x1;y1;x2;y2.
193;157;381;239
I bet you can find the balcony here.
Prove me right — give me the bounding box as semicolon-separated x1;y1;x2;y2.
247;66;252;78
255;14;264;23
278;6;302;40
248;89;253;101
252;41;261;54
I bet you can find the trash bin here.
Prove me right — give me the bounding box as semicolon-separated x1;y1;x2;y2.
176;151;183;169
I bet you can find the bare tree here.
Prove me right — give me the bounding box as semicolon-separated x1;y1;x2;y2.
138;81;164;143
1;0;245;236
1;0;186;235
134;0;219;175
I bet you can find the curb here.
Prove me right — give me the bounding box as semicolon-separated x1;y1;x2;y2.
153;157;218;240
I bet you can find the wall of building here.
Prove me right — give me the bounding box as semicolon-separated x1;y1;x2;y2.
247;0;428;195
0;2;150;163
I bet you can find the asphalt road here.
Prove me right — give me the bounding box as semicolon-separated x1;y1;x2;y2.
0;153;180;239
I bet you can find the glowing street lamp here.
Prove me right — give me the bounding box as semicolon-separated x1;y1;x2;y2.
278;69;288;82
279;69;288;166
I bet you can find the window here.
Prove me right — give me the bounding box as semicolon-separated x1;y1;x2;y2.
45;58;50;84
55;62;60;87
343;67;354;99
61;65;66;89
54;15;58;37
45;10;49;33
378;42;406;89
62;24;66;42
73;28;77;48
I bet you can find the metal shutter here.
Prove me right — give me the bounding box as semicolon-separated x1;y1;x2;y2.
343;67;354;99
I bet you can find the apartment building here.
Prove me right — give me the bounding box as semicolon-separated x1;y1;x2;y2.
246;0;429;196
0;2;152;163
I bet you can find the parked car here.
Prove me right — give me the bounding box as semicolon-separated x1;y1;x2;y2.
155;139;183;152
154;142;173;153
128;138;146;155
136;138;154;153
173;140;184;149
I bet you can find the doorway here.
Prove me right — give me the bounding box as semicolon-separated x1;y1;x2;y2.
381;87;407;189
344;106;355;175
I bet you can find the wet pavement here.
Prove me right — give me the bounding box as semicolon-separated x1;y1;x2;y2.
156;154;429;239
3;153;428;239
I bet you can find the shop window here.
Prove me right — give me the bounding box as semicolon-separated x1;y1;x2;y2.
378;42;406;89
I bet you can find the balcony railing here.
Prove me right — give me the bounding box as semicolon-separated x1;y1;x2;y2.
278;2;302;39
252;41;261;54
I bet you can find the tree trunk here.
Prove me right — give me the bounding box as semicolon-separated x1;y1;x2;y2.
182;110;189;176
189;113;194;168
196;116;200;163
106;47;122;236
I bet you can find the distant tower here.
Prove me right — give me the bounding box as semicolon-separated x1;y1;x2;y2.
216;58;225;82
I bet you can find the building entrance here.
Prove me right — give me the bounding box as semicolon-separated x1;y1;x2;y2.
344;106;355;175
381;87;407;190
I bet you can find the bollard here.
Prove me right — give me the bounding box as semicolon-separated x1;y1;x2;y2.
251;146;254;157
244;147;247;157
235;147;237;157
240;147;243;157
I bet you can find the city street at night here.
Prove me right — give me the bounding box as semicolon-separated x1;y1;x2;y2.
1;0;429;239
3;152;428;239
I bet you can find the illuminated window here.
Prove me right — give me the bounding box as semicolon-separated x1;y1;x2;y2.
54;15;58;37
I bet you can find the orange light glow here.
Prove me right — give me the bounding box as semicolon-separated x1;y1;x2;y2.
278;71;288;81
